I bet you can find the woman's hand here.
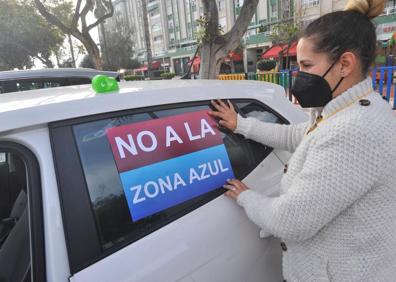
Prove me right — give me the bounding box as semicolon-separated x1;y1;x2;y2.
208;99;238;132
223;178;249;200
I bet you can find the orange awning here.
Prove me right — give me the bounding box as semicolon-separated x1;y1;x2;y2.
134;61;161;72
261;42;297;58
228;51;243;61
261;45;285;59
283;42;297;57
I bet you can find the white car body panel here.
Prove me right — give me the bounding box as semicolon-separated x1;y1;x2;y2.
2;128;70;282
0;80;307;133
70;153;285;282
0;80;307;282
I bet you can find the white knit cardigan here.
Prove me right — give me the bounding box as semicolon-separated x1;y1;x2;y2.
235;77;396;281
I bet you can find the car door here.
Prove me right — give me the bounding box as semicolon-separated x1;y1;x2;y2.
50;99;287;282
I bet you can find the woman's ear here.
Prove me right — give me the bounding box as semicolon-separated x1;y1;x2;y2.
339;52;357;77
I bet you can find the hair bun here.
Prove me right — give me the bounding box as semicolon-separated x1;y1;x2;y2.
344;0;386;19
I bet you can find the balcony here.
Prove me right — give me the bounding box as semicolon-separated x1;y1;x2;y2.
147;1;159;13
382;6;396;16
244;32;271;46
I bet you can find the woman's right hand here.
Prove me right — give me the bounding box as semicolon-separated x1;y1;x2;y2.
208;99;238;132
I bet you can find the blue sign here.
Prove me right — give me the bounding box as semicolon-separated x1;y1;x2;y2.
120;144;235;221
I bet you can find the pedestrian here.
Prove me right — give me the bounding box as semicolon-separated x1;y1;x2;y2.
209;0;396;280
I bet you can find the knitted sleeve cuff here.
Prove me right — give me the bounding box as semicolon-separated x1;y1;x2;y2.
236;189;257;207
234;114;251;137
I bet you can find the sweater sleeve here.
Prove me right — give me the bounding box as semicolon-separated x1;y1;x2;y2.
236;122;382;242
234;114;309;152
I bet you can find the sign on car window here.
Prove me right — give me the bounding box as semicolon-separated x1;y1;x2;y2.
106;110;235;221
69;101;282;251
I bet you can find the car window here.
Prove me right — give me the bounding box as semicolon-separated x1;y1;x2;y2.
0;81;17;94
67;77;91;85
11;77;91;93
16;80;63;91
0;153;5;163
0;152;30;281
238;102;281;123
71;100;284;251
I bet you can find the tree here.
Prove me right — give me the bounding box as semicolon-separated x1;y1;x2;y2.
141;0;153;78
198;0;259;79
79;54;95;68
34;0;115;70
0;0;64;70
270;22;299;69
256;60;277;71
270;1;303;69
101;19;140;71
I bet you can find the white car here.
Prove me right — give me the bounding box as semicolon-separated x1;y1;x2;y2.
0;80;307;282
0;68;120;94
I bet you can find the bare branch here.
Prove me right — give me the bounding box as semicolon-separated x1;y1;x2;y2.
7;40;52;67
71;0;83;28
222;0;259;52
87;1;114;31
33;0;72;34
80;0;94;30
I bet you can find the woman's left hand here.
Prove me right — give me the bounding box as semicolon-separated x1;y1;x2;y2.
223;178;249;200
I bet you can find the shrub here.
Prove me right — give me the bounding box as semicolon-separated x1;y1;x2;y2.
124;75;145;81
160;72;176;79
256;60;277;71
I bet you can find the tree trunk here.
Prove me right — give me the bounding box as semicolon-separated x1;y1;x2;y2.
141;0;152;78
199;43;222;79
33;0;114;71
68;34;76;68
42;57;54;68
54;50;61;67
199;0;259;79
285;41;291;70
77;32;103;70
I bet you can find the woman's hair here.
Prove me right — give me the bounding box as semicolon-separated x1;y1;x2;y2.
302;0;386;75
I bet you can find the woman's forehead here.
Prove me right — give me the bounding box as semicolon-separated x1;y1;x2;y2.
297;38;326;62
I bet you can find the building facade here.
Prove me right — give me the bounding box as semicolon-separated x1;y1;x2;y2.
99;0;396;74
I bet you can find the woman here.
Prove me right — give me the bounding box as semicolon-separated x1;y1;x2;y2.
209;0;396;281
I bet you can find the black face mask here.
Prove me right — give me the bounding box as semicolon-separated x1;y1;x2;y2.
291;61;344;108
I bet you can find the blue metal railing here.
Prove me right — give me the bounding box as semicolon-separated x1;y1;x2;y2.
242;66;396;109
371;66;396;109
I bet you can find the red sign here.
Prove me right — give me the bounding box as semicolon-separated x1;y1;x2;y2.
106;110;223;172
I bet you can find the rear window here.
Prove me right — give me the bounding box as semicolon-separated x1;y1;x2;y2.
0;77;92;93
71;100;284;250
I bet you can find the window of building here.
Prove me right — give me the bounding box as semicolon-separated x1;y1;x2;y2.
301;16;318;28
153;35;163;42
302;0;319;8
271;3;277;18
219;17;227;30
218;0;225;11
384;0;396;15
236;0;244;7
152;23;161;32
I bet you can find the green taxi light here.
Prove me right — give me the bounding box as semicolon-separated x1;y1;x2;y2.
92;75;119;93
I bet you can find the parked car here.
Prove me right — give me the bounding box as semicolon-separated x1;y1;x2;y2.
0;68;119;94
0;80;307;282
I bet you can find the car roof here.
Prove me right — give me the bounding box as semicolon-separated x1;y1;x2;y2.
0;80;305;133
0;68;118;81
